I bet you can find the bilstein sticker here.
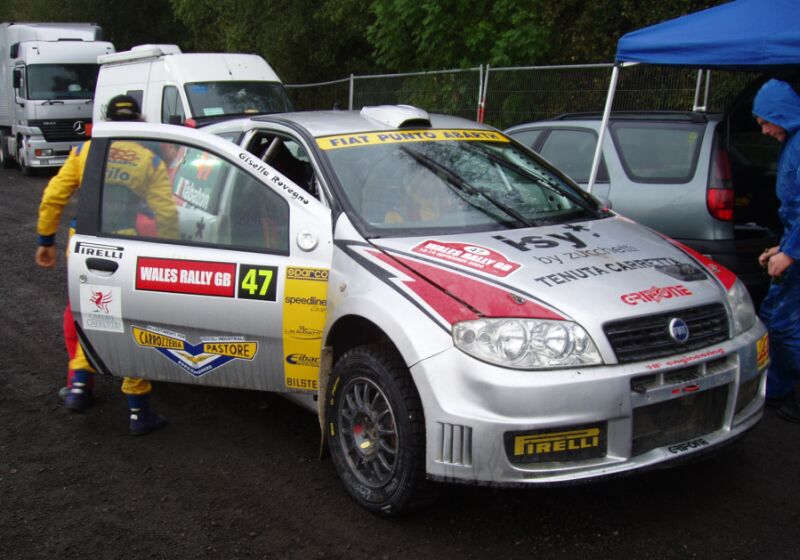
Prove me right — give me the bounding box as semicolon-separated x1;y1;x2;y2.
282;267;329;391
412;240;521;277
316;129;509;150
506;424;606;464
132;325;257;377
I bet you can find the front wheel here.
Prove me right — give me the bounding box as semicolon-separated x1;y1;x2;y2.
325;343;438;516
17;143;33;176
0;130;13;169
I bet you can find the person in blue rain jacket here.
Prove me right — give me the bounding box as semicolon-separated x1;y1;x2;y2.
752;79;800;423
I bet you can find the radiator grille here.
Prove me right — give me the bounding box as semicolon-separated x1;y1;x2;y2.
28;119;91;142
604;303;729;364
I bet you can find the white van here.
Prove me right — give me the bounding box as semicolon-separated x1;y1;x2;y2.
93;44;292;126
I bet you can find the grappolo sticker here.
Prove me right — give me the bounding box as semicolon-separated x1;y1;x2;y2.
132;325;258;377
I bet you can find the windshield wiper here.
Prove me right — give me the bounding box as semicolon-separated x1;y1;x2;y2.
400;146;534;228
41;99;65;105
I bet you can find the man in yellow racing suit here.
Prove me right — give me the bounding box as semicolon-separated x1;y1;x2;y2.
36;95;179;435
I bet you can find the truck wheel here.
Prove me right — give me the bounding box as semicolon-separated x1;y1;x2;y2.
17;144;33;176
325;343;439;516
0;131;13;169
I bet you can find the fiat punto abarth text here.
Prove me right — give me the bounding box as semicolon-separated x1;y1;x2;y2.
68;105;767;516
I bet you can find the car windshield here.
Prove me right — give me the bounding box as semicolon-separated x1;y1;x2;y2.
26;64;98;100
317;129;602;236
184;81;293;119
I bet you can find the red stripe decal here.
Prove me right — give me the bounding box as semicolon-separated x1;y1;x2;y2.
663;238;737;290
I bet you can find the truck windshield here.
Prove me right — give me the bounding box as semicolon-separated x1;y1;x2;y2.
184;81;293;119
25;64;99;100
318;129;605;236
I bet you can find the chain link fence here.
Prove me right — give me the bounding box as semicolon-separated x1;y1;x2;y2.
285;64;761;130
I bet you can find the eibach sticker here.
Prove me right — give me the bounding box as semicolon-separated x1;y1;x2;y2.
131;325;257;377
412;240;521;278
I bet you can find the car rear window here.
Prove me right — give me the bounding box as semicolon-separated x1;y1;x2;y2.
610;122;705;183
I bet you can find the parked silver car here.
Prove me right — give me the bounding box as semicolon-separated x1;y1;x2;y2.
69;106;766;516
505;112;780;303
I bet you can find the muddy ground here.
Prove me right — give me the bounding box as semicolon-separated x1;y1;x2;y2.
2;168;799;559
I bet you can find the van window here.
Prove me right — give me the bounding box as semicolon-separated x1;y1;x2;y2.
161;85;186;124
538;129;608;183
611;122;704;183
100;140;289;252
184;81;292;120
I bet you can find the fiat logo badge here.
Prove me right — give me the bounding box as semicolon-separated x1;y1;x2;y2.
73;121;86;136
668;318;690;343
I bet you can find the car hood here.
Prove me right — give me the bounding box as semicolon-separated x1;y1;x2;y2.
367;216;734;326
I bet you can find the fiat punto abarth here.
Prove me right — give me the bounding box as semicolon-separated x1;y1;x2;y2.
69;105;768;516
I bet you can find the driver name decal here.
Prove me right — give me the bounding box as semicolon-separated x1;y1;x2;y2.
132;325;257;377
412;240;521;277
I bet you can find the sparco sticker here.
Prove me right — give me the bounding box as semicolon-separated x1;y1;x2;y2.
80;284;124;333
411;240;521;277
131;325;257;377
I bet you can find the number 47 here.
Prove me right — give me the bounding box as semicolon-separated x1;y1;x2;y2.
241;268;273;296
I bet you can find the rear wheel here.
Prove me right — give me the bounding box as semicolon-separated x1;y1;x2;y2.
325;343;438;516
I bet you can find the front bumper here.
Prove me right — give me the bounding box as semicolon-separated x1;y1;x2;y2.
411;322;767;486
21;136;76;168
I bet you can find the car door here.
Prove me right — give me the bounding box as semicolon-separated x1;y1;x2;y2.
68;123;333;394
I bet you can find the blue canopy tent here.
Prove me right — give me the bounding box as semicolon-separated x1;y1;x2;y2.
588;0;800;191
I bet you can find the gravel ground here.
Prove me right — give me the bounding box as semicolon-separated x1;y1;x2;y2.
1;168;799;559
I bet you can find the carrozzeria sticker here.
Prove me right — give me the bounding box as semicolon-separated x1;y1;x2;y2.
80;284;124;333
131;325;257;377
412;240;521;277
282;267;329;391
316;129;509;150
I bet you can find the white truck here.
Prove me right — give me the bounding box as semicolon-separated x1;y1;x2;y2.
93;44;293;127
0;22;114;174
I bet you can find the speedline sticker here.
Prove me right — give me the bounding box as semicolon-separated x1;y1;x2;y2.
282;267;329;391
316;129;509;150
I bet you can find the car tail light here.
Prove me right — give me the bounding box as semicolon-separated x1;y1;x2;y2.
707;140;734;221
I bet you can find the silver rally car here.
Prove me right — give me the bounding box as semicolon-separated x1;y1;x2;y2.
69;105;768;516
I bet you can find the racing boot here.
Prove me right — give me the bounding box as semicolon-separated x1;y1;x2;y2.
64;370;94;412
128;394;168;436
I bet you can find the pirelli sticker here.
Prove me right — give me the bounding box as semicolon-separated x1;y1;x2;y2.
757;333;769;371
282;267;329;391
132;325;257;378
505;423;607;464
316;129;509;151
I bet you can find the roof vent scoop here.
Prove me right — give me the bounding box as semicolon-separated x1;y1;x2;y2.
360;105;431;128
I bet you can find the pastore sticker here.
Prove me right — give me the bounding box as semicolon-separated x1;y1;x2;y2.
282;267;329;391
620;285;693;305
411;240;521;277
136;257;236;297
131;325;257;377
80;285;124;333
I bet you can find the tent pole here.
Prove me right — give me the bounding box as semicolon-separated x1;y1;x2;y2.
703;70;711;110
588;63;621;194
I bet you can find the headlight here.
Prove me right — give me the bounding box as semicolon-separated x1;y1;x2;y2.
453;319;602;369
727;278;756;335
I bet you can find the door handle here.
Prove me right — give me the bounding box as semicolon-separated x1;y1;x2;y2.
86;257;119;273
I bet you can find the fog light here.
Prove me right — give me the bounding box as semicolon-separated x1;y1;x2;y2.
35;148;54;157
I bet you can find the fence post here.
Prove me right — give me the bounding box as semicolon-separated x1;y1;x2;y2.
477;64;483;121
348;74;354;110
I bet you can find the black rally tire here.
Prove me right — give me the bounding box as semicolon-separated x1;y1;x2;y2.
325;343;439;516
0;130;13;169
17;143;33;176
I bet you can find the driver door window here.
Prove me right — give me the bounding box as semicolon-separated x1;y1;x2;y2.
100;140;289;253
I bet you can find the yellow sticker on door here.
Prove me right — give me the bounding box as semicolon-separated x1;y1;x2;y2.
282;267;328;391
